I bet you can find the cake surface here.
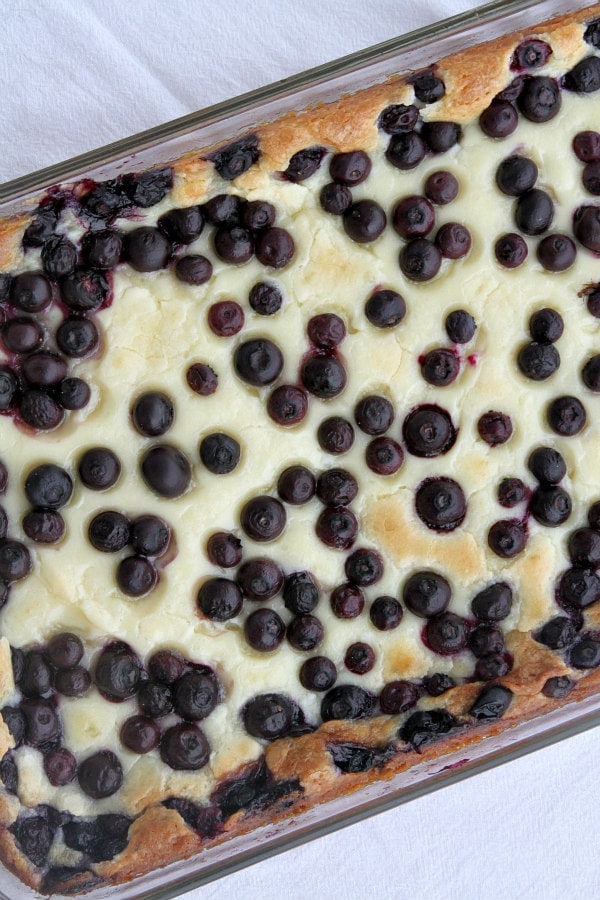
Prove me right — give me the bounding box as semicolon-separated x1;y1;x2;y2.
1;4;600;894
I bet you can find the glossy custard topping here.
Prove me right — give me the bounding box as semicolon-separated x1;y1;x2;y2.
1;13;600;887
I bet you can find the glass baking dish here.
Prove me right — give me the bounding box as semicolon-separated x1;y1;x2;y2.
1;0;599;897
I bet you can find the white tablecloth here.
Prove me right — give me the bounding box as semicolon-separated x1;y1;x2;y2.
1;2;598;898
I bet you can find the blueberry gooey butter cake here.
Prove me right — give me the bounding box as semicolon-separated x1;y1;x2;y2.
1;5;600;892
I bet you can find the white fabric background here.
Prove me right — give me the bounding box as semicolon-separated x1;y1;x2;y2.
1;2;598;898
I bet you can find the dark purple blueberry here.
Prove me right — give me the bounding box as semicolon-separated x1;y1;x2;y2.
10;648;24;683
81;178;130;220
514;189;554;235
535;616;577;650
473;652;512;681
402;404;457;458
369;596;403;631
21;697;61;748
207;300;244;337
584;19;600;48
569;528;600;568
60;269;109;311
424;673;455;697
542;675;575;699
123;167;173;207
435;222;472;259
517;76;561;121
283;571;319;615
255;227;295;269
378;103;419;133
344;547;383;587
468;624;505;658
129;515;170;558
496;155;538;196
307;313;346;350
22;351;68;387
319;183;353;215
547;396;586;436
244;608;286;652
174;255;213;285
494;232;528;268
237;557;283;600
0;540;32;582
528;446;566;484
316;506;358;550
123;227;171;272
557;567;600;611
240;495;286;542
173;668;221;720
205;195;244;228
403;570;451;618
379;680;420;714
573;130;600;162
214;225;254;264
471;582;513;622
392;195;435;239
573;205;600;252
78;750;123;798
287;615;324;651
206;532;243;568
479;101;518;138
330;583;364;619
589;500;600;530
316;468;358;507
54;666;91;697
2;317;44;354
529;307;563;343
537;234;576;272
283;146;327;182
487;519;528;558
132;391;174;437
140;444;192;498
583;161;600;195
564;56;600;94
210;135;260;181
1;707;25;745
138;681;173;718
234;338;283;386
477;411;513;447
267;385;309;426
56;316;99;358
300;656;337;691
400;708;462;750
301;353;347;399
116;556;158;597
412;71;445;103
317;416;355;454
530;485;572;527
82;228;123;269
343;642;374;675
160;722;210;771
186;362;218;396
23;508;65;544
425;170;459;205
469;684;513;721
277;465;316;505
158;205;204;244
425;612;470;654
399;239;442;282
43;747;77;786
10;272;52;313
94;642;143;701
422;121;461;153
569;632;600;669
23;204;60;247
148;649;187;685
46;632;83;669
11;812;56;867
420;348;459;386
365;436;404;475
199;432;241;475
415;477;466;531
249;281;283;316
120;715;161;753
321;684;376;721
20;650;52;696
329;150;371;186
88;510;129;552
78;447;121;491
41;236;77;279
511;39;551;70
386;132;427;170
243;692;301;739
445;310;475;344
364;289;406;328
517;341;560;380
343;200;386;243
56;377;90;410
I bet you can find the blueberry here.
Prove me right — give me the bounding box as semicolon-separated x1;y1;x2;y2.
123;227;171;272
317;416;355;454
88;510;130;552
517;342;560;380
547;396;586;436
530;486;572;526
445;309;475;344
81;178;130;220
412;72;445;103
240;495;286;541
468;624;505;658
424;674;455;697
129;515;170;558
243;693;302;739
22;351;67;387
186;362;218;396
116;555;158;596
471;582;513;622
469;685;513;720
81;228;123;269
415;477;466;531
479;101;518;138
199;432;241;475
267;385;309;426
54;666;91;697
203;193;244;225
57;377;91;410
369;596;403;631
329;150;371;185
234;338;283;386
244;608;285;652
56;316;99;358
365;437;404;476
60;270;109;311
473;652;513;681
20;650;52;696
301;354;347;398
319;183;353;215
344;548;383;587
158;205;204;244
300;657;337;691
123;167;173;207
542;676;575;699
399;239;442;281
330;583;364;618
23;508;65;544
78;447;121;490
528;307;563;343
321;685;376;721
494;232;528;268
496;156;538;196
386;132;427;170
209;135;260;180
23;204;60;247
569;633;600;669
343;642;374;675
527;446;566;484
287;615;324;651
214;225;254;264
173;668;221;720
316;468;358;507
556;568;600;610
0;540;32;582
283;146;327;182
208;299;245;336
517;76;561;121
41;236;77;279
2;317;44;354
255;227;295;268
425;612;470;655
392;195;435;239
93;642;143;701
511;39;552;70
403;570;451;618
435;222;472;259
237;557;283;600
400;708;461;750
307;313;346;350
564;56;600;94
1;707;25;745
148;649;187;684
44;747;77;786
424;170;459;205
46;632;83;669
403;404;457;458
277;465;316;504
584;19;600;48
487;519;527;558
379;680;420;714
11;813;56;867
249;281;283;316
477;411;513;446
534;616;577;650
420;348;460;386
568;527;600;568
537;234;576;272
343;200;386;243
77;750;123;799
10;272;52;313
364;289;406;328
174;255;213;285
573;205;600;253
138;681;173;718
205;532;243;568
422;121;461;153
21;697;61;748
140;444;192;498
283;571;319;615
316;506;358;549
378;104;419;134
